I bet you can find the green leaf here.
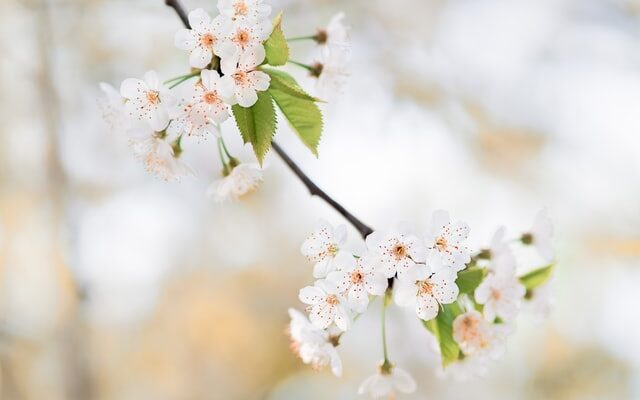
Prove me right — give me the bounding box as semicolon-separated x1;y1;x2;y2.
423;302;463;367
231;91;276;164
456;267;486;295
262;68;321;102
519;264;554;291
268;87;323;156
264;12;289;66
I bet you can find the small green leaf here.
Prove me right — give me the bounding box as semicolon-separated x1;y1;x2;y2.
423;303;463;367
456;267;486;295
264;12;289;66
231;91;276;164
262;68;321;102
269;87;322;156
519;264;554;290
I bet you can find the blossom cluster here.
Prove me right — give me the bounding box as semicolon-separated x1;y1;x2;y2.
99;0;350;200
288;209;555;398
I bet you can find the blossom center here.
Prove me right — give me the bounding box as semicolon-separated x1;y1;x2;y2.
202;91;219;104
417;280;433;296
350;271;364;284
490;288;502;301
233;29;252;47
234;1;249;16
145;90;160;105
436;236;448;251
392;243;407;259
200;33;216;48
326;295;339;306
233;71;248;86
327;244;338;256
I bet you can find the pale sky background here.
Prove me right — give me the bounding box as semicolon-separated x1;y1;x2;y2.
0;0;639;399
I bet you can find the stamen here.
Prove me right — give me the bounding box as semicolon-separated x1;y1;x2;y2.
200;33;216;48
145;90;160;105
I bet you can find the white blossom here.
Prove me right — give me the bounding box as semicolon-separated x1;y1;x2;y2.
288;308;342;377
326;253;388;312
299;279;352;331
437;354;490;381
216;18;272;64
219;49;270;107
474;269;525;322
487;228;517;275
217;0;272;22
207;163;263;202
523;281;553;322
98;82;128;133
452;310;506;359
120;70;176;131
358;366;417;399
174;8;232;69
365;229;425;279
175;70;229;137
425;210;471;271
527;208;554;262
314;47;350;100
317;12;350;52
487;226;516;274
301;220;353;278
394;265;459;321
128;125;194;182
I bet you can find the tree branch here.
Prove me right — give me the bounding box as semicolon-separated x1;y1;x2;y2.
163;0;374;239
271;143;374;238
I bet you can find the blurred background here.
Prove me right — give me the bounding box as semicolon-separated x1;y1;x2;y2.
1;0;640;398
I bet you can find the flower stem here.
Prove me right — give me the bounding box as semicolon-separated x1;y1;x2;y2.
381;290;391;364
217;138;231;176
286;35;316;42
167;71;200;89
288;60;313;71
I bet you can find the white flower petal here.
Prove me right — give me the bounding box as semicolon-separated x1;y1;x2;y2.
174;28;197;50
393;368;417;393
189;46;212;69
416;293;439;320
188;8;211;33
299;286;324;305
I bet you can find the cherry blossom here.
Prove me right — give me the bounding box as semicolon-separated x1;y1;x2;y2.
525;208;554;262
175;70;229;137
288;308;342;377
523;281;553;322
452;310;505;359
120;70;176;131
174;8;232;69
358;365;417;399
394;265;459;321
207;163;263;202
474;269;525;322
313;47;350;99
216;18;272;63
98;82;128;133
301;220;353;278
437;354;490;380
219;49;271;107
127;125;194;182
488;226;516;271
299;279;352;331
217;0;272;22
365;229;425;279
316;13;350;52
326;253;388;312
425;210;471;271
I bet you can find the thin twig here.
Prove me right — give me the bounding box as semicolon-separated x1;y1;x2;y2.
164;0;375;240
271;143;374;238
